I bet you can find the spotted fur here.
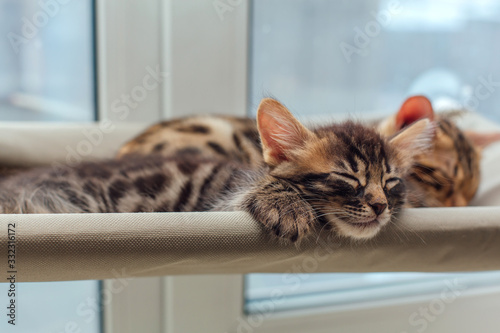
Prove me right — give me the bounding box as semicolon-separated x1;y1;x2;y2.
0;98;432;242
121;96;500;208
117;116;263;168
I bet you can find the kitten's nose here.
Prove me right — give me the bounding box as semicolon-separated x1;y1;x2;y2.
369;203;387;216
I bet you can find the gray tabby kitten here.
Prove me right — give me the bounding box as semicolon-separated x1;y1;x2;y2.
0;99;432;242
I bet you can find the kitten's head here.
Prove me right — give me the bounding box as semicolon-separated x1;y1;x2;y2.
257;98;434;239
379;95;500;207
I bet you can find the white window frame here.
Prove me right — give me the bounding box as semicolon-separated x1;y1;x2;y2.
98;0;248;332
97;1;500;332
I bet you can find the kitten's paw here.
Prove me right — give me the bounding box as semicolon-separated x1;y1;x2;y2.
246;192;316;244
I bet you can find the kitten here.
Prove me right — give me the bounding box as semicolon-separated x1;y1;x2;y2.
378;95;500;207
119;96;500;208
0;98;432;242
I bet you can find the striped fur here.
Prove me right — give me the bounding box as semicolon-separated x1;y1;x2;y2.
0;98;432;242
376;95;495;207
121;97;495;209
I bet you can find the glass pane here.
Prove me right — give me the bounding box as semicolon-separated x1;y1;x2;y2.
248;0;500;314
0;281;100;332
0;0;95;121
245;272;500;314
250;0;500;122
0;1;100;332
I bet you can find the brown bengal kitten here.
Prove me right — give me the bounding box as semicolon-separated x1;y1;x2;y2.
378;95;500;207
0;98;432;242
119;96;500;208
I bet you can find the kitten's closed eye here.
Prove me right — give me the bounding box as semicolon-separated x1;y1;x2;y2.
300;173;331;182
332;172;361;185
385;177;402;189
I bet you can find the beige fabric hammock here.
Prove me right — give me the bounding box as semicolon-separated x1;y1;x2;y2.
0;117;499;282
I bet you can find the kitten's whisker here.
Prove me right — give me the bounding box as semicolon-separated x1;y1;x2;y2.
389;216;427;244
316;221;331;243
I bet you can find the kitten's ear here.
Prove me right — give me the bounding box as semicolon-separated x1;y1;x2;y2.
464;131;500;150
390;119;435;169
257;98;314;167
395;95;435;130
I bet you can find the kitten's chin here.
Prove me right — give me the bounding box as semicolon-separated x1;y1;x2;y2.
329;216;389;240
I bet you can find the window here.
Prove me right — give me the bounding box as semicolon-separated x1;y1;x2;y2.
246;272;500;314
0;1;100;332
2;1;498;332
250;0;500;122
0;0;95;122
0;281;100;332
247;0;500;316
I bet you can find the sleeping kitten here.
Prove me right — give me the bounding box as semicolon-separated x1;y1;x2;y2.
119;96;500;208
0;98;432;242
378;95;500;207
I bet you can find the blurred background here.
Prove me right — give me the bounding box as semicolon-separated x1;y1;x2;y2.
1;0;500;122
251;0;500;120
0;0;95;122
1;0;500;332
